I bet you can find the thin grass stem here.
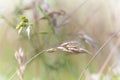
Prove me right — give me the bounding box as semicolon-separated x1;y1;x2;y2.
78;31;119;80
8;50;46;80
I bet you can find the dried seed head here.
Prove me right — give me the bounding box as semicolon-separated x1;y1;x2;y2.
17;65;26;80
20;65;26;74
15;48;26;80
17;69;24;80
15;48;25;65
40;10;65;19
57;41;91;55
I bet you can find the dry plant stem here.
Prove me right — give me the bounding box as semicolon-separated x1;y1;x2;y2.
24;50;45;66
58;0;89;27
98;37;120;77
8;50;45;80
8;72;17;80
78;31;119;80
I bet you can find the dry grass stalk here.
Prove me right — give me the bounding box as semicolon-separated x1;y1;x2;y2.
78;33;98;50
78;31;119;80
15;48;26;80
57;41;91;54
98;37;120;78
46;48;57;53
46;41;91;55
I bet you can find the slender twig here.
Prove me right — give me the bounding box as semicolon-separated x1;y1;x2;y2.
57;0;89;27
78;31;119;80
24;50;45;66
8;50;46;80
8;71;17;80
98;37;120;77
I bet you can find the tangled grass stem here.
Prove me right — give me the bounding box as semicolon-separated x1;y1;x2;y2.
8;71;17;80
24;50;45;66
8;50;46;80
78;31;120;80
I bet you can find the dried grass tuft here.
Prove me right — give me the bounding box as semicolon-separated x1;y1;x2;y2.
15;48;26;80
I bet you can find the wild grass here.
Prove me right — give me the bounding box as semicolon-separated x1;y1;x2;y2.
0;0;120;80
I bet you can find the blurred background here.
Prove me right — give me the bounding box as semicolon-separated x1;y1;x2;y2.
0;0;120;80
